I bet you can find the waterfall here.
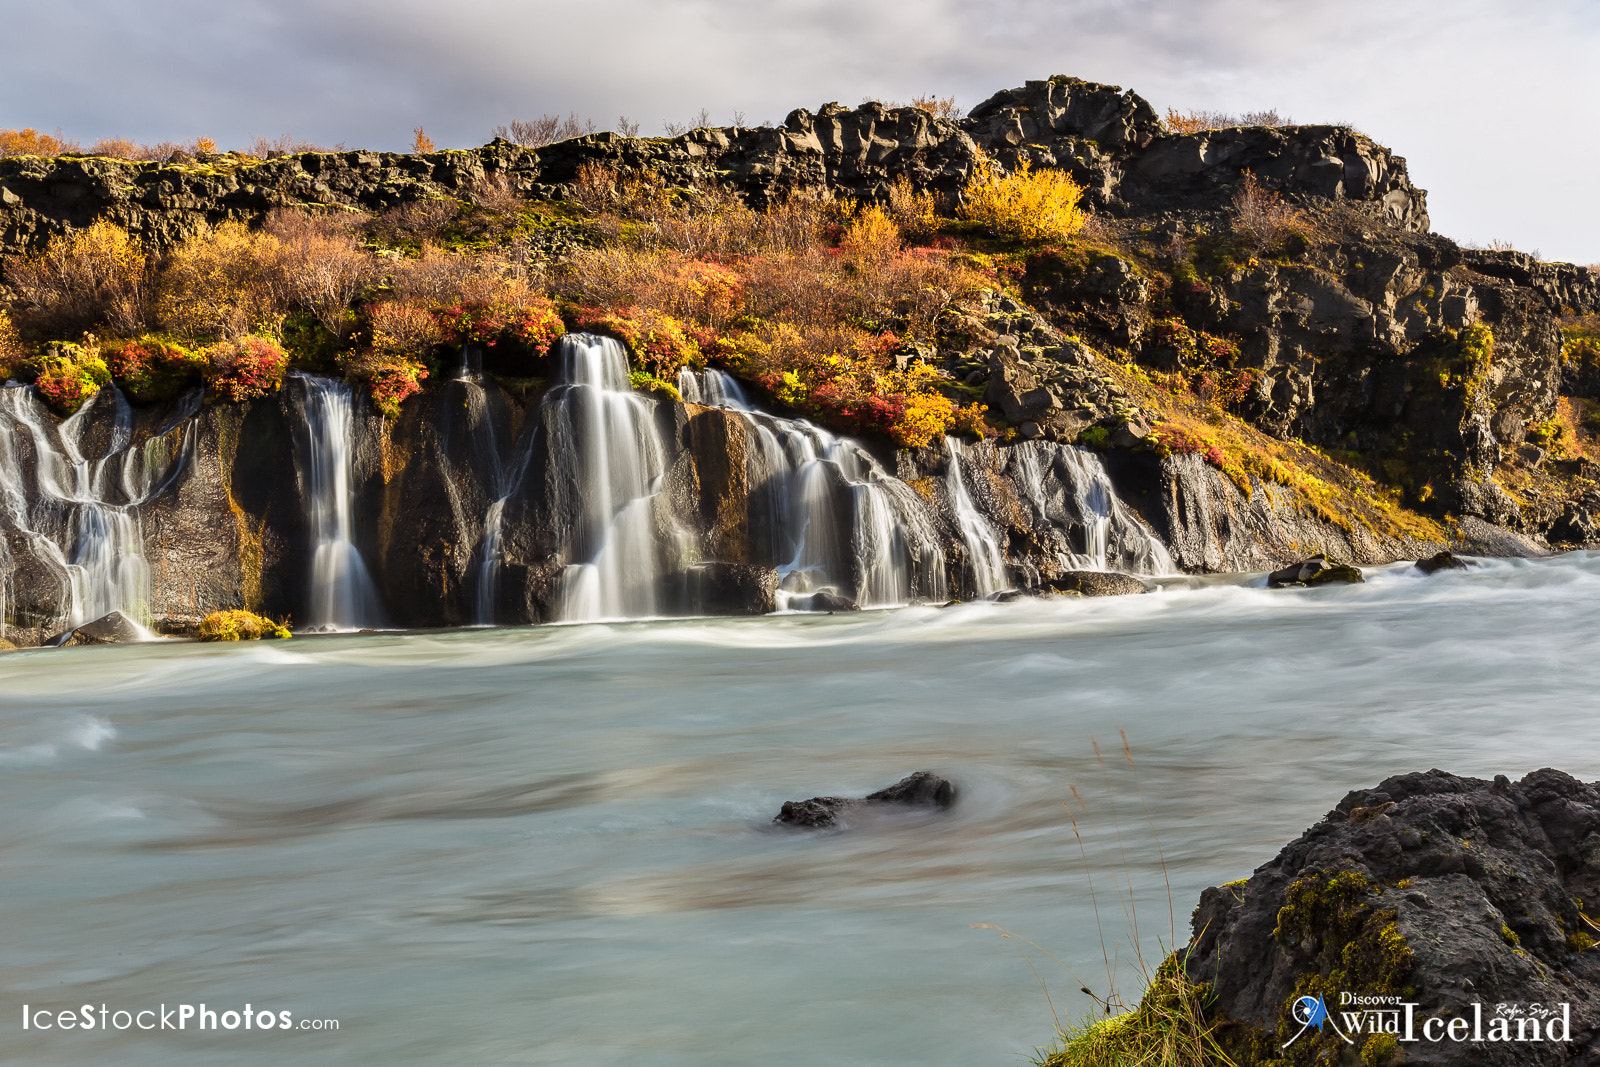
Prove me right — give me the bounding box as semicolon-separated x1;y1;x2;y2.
0;384;194;635
545;335;671;621
676;367;751;410
290;374;385;631
944;438;1007;597
1006;440;1173;574
675;371;946;608
448;352;535;626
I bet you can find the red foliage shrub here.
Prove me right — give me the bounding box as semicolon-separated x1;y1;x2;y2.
1152;423;1225;467
570;306;700;378
434;296;565;356
105;336;206;402
205;336;288;401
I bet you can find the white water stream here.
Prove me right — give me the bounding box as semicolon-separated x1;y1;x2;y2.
2;554;1595;1065
290;374;385;631
0;384;194;635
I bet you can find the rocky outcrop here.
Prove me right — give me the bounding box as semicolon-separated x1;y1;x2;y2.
0;76;1434;269
773;771;956;829
1185;769;1600;1065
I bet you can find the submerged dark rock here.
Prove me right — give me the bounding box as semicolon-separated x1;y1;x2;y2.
1415;550;1470;574
1041;570;1148;597
1184;769;1600;1065
774;771;956;829
1267;554;1364;588
792;590;861;613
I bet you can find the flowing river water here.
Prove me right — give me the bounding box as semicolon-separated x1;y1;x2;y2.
4;553;1600;1064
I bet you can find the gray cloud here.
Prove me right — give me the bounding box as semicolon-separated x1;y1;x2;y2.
3;0;1595;260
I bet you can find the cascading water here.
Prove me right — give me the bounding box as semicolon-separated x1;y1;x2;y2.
0;384;194;635
1007;439;1173;574
290;374;385;631
544;335;672;621
676;367;751;410
943;437;1008;597
678;369;946;608
448;352;536;626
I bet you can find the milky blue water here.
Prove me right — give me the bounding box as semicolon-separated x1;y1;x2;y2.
3;554;1598;1064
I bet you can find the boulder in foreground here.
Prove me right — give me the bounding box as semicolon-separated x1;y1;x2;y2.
774;771;955;829
1181;769;1600;1065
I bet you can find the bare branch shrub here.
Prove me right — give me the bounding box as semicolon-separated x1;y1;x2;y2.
364;198;461;250
1165;108;1293;135
1231;171;1308;254
616;116;641;138
491;114;596;148
261;209;377;336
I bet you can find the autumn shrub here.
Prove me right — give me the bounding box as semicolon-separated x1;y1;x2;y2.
1151;423;1225;467
884;175;942;240
0;310;24;379
339;349;429;418
1164;108;1293;135
712;320;982;447
105;336;207;402
1231;171;1309;255
261;209;376;337
0;127;81;157
959;159;1086;244
7;220;149;338
571;306;700;377
434;292;565;356
365;199;461;251
155;221;288;342
34;341;111;414
197;609;291;640
204;335;288;401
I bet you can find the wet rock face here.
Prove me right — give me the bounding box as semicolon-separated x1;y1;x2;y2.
773;771;956;829
1185;770;1600;1065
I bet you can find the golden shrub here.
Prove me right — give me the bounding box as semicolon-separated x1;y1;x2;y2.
959;159;1086;243
7;220;149;337
155;221;289;341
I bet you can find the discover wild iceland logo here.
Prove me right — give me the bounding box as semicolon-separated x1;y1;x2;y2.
1283;992;1573;1049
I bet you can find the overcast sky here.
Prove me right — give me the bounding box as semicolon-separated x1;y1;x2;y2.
6;0;1596;262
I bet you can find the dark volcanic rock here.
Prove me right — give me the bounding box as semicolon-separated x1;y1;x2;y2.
1268;554;1364;588
792;590;860;613
1415;550;1469;574
1042;570;1148;597
49;610;145;647
774;771;956;829
687;562;778;615
1185;769;1600;1065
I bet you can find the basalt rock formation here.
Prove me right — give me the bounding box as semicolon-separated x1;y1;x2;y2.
1184;769;1600;1065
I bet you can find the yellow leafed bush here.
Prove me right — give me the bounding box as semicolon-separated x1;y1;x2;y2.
959;159;1086;243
